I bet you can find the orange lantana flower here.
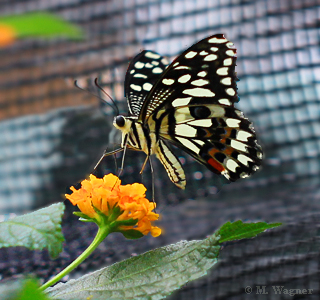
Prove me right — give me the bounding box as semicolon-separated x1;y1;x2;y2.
66;174;161;238
0;24;16;47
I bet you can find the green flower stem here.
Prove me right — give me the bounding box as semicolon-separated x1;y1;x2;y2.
39;225;110;292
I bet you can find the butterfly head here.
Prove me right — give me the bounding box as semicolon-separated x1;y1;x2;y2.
115;115;125;128
113;115;133;135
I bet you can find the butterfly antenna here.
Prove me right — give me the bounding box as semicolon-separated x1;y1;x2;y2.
94;78;120;116
74;80;116;113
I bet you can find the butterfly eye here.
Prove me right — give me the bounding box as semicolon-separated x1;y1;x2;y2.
115;115;125;127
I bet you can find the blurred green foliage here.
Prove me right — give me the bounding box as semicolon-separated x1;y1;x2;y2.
0;11;83;40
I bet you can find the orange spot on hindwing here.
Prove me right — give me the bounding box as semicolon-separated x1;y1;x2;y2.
208;158;225;173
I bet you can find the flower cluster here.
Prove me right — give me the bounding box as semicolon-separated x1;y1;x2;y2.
66;174;161;237
0;24;16;47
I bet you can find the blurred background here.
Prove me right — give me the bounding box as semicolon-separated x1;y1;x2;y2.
0;0;320;299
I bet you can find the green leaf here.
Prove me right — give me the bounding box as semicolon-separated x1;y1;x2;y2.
218;220;282;243
0;203;65;258
0;12;83;40
47;234;221;299
120;229;144;239
0;278;52;300
113;218;138;227
14;279;51;300
73;212;95;222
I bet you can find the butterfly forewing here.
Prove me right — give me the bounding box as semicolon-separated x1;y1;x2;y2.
138;34;262;181
124;50;169;116
139;34;238;122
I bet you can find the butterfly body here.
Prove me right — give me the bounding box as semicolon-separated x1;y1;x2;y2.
112;34;262;189
114;115;187;188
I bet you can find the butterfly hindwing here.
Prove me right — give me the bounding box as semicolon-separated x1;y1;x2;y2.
157;104;262;181
124;50;169;116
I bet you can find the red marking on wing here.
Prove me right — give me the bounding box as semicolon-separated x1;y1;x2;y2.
208;158;225;173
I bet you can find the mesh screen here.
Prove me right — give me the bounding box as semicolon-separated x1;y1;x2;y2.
0;0;320;299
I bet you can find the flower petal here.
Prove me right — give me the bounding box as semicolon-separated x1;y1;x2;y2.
66;174;160;238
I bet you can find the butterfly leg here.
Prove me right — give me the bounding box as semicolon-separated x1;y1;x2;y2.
149;156;156;205
139;156;156;204
141;156;156;208
94;148;124;170
117;144;128;178
139;156;149;174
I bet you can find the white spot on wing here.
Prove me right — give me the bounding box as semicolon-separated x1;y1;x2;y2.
221;77;231;85
197;71;207;77
152;61;159;65
226;159;239;172
217;67;228;75
226;42;234;48
194;139;205;146
226;88;235;96
176;137;200;153
210;47;219;52
152;67;163;74
226;50;235;56
238;154;253;166
218;98;231;106
135;62;144;69
183;88;215;97
223;58;232;66
162;78;175;85
208;37;227;43
145;52;161;59
130;70;135;74
175;124;197;137
172;97;192;107
133;73;147;78
204;54;218;61
174;66;190;70
240;173;249;178
237;131;252;141
175;107;191;123
143;82;153;91
173;62;179;67
188;119;212;127
200;51;209;55
178;74;191;83
231;140;247;152
236;110;244;117
145;63;153;68
161;58;169;65
130;84;142;92
221;169;230;179
226;118;241;127
185;51;197;59
191;79;209;86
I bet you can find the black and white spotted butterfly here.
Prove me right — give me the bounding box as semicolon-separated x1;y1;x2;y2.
98;34;262;189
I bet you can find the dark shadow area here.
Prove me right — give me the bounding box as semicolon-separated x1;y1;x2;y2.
31;108;112;210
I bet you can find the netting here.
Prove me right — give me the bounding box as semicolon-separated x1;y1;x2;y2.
0;0;320;299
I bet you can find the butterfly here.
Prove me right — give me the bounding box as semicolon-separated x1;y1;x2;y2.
98;34;262;189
